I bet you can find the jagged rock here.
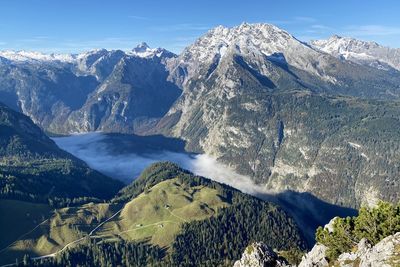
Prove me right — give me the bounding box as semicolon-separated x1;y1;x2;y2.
299;232;400;267
297;218;331;267
233;242;290;267
298;243;328;267
337;238;371;266
359;232;400;266
337;234;400;266
323;217;337;234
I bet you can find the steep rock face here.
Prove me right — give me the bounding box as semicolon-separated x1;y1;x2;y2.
75;49;126;81
157;23;400;207
0;59;99;128
300;233;400;267
0;44;179;134
298;244;328;267
58;54;181;133
311;35;400;71
167;23;400;99
234;242;290;267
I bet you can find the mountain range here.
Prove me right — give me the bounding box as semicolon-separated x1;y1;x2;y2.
311;35;400;71
1;23;400;210
1;21;400;266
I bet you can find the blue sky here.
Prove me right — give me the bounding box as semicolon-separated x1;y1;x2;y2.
1;0;400;53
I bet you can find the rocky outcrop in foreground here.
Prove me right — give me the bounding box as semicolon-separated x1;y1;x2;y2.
237;231;400;267
298;243;328;267
233;242;289;267
299;232;400;267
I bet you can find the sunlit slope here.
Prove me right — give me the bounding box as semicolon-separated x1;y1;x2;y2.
1;177;230;261
0;162;306;265
98;178;230;247
0;201;121;264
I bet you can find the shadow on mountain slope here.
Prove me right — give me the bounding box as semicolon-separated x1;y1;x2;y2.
257;190;358;246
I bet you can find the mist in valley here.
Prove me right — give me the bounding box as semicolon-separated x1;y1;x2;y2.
53;132;263;193
53;132;356;245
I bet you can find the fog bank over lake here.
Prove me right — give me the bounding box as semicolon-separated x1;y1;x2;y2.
53;132;357;244
52;132;262;195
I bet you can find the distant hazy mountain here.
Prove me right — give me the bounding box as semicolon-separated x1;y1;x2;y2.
0;43;180;134
0;42;173;64
311;35;400;71
0;50;76;63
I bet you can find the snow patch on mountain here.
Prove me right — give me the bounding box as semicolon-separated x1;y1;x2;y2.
0;43;174;64
127;42;170;58
311;35;400;71
0;50;76;62
170;22;340;85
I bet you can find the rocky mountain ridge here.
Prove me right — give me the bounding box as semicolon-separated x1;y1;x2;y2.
156;23;400;207
0;42;172;64
311;35;400;71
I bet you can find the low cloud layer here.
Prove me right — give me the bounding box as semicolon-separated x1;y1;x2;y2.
52;132;263;195
53;132;355;244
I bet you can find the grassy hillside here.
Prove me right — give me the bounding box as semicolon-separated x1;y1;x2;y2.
99;178;230;247
0;162;306;266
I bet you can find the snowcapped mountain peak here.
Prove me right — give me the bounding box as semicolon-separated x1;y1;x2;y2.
181;22;299;63
129;42;174;58
169;22;348;87
205;22;291;40
174;22;314;78
237;22;286;33
311;35;381;53
0;44;175;68
0;50;76;63
76;49;109;61
330;34;342;40
134;42;150;52
311;36;400;71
